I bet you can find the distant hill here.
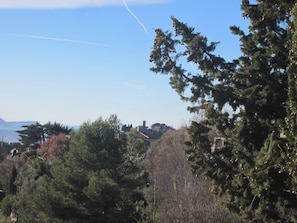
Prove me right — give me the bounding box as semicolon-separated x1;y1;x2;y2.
0;118;36;143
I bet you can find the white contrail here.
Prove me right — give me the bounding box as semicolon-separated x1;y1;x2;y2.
9;34;109;47
121;0;147;33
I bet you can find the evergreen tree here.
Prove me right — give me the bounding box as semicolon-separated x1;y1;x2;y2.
34;116;148;223
149;0;297;221
0;164;17;218
43;121;72;137
17;122;45;150
286;3;297;216
12;157;48;222
17;122;72;150
287;4;297;155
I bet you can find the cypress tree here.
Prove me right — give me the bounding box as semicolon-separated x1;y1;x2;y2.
286;5;297;219
149;0;297;221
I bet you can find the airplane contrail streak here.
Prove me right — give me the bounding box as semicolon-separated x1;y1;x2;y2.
121;0;147;33
10;34;109;47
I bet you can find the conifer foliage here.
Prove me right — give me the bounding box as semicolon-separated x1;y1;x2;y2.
34;116;148;223
150;0;297;221
286;4;297;219
17;122;71;150
287;4;297;175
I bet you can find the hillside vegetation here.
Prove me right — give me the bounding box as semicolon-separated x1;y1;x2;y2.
0;118;242;222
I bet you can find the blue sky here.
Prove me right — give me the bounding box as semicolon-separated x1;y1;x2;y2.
0;0;249;128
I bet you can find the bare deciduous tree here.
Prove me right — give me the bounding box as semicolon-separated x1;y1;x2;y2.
144;128;241;223
38;133;69;164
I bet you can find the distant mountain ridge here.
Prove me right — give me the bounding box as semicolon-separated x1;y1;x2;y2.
0;118;36;143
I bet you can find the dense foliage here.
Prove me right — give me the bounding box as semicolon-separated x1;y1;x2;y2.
17;122;71;150
150;0;297;222
0;116;149;223
287;3;297;178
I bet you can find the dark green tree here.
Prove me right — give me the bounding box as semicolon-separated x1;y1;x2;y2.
17;122;45;150
43;121;72;137
150;0;297;221
17;122;71;150
286;2;297;206
33;116;148;223
12;157;48;222
0;164;17;218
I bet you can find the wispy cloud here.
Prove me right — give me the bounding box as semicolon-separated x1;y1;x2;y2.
0;0;168;9
10;34;109;47
122;0;147;33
